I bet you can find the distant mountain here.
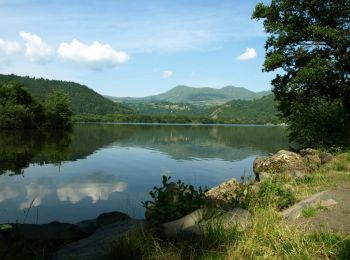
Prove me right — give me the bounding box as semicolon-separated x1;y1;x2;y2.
0;74;132;115
206;94;280;124
107;85;271;105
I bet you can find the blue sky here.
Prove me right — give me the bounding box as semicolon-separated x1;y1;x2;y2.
0;0;275;97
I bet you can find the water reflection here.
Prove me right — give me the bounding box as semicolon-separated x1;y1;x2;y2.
0;124;289;223
0;124;289;175
57;172;127;204
0;130;72;175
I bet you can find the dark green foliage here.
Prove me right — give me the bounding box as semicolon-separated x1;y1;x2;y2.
142;176;208;224
73;113;215;124
0;74;132;115
253;0;350;148
44;90;72;128
258;178;296;210
0;82;73;130
0;82;44;129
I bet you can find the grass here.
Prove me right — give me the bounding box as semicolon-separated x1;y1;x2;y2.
107;152;350;260
302;205;327;218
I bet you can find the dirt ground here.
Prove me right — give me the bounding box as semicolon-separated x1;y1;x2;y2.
295;180;350;235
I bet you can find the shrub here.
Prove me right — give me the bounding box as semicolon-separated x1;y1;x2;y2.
258;178;296;210
142;176;208;224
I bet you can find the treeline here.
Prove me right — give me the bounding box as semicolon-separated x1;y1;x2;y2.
0;74;132;115
0;82;72;129
72;113;276;125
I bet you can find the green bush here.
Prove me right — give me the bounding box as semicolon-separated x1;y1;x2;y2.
142;176;208;224
258;178;296;210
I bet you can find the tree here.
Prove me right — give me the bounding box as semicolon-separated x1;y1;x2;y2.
253;0;350;148
44;90;72;129
0;82;45;129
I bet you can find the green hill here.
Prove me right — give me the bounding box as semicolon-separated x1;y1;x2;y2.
207;94;280;124
0;74;132;115
107;85;271;105
123;101;207;116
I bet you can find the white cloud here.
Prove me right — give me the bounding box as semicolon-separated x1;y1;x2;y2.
237;48;257;61
162;70;173;78
19;32;53;63
58;39;129;70
0;39;21;55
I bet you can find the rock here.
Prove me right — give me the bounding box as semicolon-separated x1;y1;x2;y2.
53;219;146;260
205;178;240;204
299;148;318;157
163;208;251;238
281;190;337;220
253;150;307;178
75;219;97;236
257;172;271;182
161;208;213;238
303;154;321;172
96;211;131;227
9;222;82;241
319;152;333;164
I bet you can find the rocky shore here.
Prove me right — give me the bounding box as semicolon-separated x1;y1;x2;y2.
0;149;340;260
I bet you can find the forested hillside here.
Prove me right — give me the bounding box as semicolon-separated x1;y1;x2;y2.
124;102;206;116
0;74;132;115
108;85;271;104
207;94;280;124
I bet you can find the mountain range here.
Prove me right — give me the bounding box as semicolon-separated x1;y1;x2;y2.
0;74;278;124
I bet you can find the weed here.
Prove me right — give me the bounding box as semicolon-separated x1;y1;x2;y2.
302;206;317;217
302;205;327;218
142;176;208;224
258;177;296;210
333;161;348;171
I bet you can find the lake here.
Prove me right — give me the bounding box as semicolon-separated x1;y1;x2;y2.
0;123;288;224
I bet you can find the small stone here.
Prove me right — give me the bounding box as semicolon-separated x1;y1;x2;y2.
319;152;333;164
299;148;318;157
303;154;321;172
96;211;131;227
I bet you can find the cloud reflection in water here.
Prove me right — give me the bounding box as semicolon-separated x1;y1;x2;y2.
57;172;128;204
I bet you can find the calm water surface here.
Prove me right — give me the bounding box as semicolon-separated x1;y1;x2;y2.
0;124;288;223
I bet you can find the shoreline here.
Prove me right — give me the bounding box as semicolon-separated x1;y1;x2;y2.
74;121;287;127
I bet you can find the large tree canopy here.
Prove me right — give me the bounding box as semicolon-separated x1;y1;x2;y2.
253;0;350;147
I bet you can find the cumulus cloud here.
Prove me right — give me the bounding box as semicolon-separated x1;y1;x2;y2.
58;39;129;70
237;48;257;61
0;39;21;55
162;70;173;78
19;32;53;63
